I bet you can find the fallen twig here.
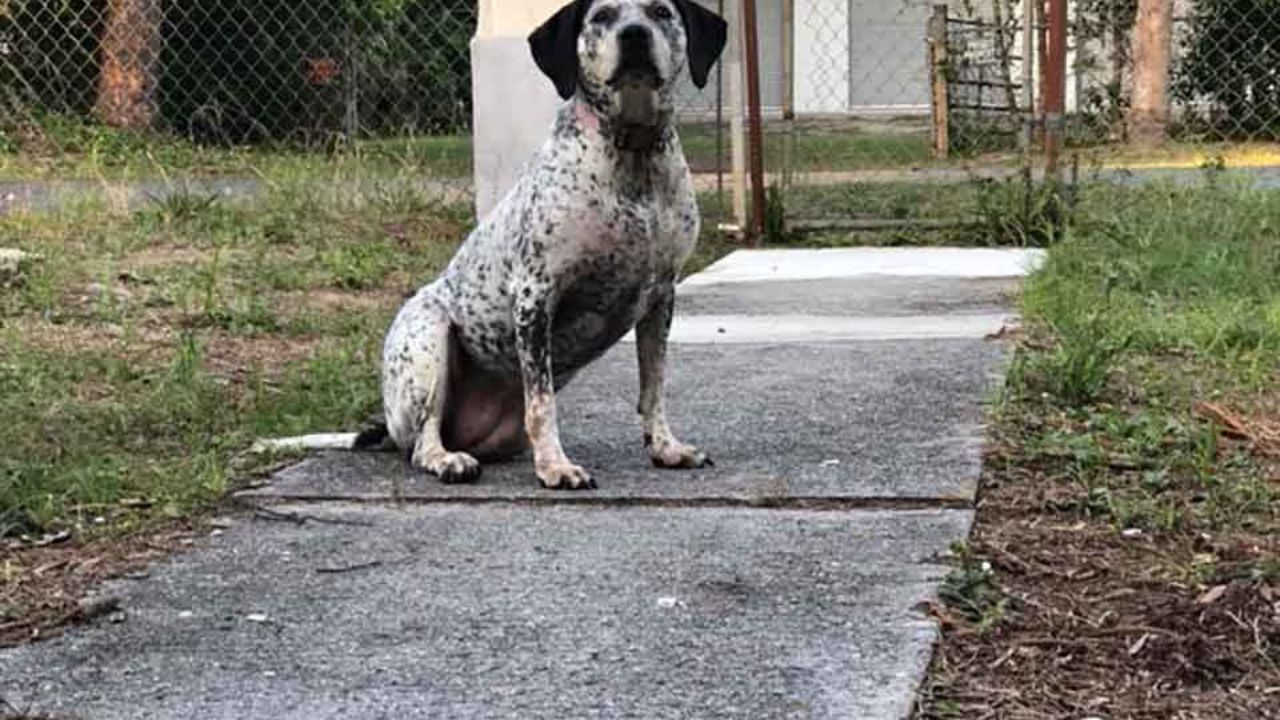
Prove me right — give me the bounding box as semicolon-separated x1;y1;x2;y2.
252;506;374;528
315;560;383;574
0;596;121;637
1195;401;1280;456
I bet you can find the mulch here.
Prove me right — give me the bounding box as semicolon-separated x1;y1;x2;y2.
915;408;1280;719
0;522;200;649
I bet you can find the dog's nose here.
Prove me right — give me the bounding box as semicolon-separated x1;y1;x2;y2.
618;24;653;62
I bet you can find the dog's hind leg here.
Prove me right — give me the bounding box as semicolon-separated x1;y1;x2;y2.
636;289;713;469
383;292;481;484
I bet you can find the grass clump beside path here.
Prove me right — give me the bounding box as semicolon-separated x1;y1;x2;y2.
917;181;1280;718
0;183;475;542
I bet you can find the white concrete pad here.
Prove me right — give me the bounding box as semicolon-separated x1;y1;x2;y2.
682;248;1046;287
622;313;1014;344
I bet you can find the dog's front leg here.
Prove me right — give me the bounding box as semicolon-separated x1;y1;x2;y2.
636;289;713;469
514;284;595;490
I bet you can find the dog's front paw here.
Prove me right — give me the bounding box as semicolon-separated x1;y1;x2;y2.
649;440;714;470
537;461;596;490
418;451;482;484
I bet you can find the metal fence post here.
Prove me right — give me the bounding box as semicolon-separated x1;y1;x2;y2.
1043;0;1066;178
927;4;950;160
741;0;766;244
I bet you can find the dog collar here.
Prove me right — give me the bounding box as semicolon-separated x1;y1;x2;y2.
614;124;664;154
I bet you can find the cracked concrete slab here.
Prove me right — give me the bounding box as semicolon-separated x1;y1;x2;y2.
631;313;1013;344
241;339;1004;504
0;504;970;720
682;247;1044;286
675;276;1021;318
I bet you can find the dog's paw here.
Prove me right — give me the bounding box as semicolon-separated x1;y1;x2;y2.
423;451;482;484
537;461;596;490
649;441;714;470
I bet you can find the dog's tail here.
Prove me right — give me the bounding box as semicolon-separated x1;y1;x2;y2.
352;422;391;450
251;420;393;454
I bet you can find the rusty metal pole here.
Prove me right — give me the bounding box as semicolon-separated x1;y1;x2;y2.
741;0;767;243
1043;0;1067;179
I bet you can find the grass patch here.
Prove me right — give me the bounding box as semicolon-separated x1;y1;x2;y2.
0;179;474;538
681;120;936;173
4;113;943;182
762;174;1068;247
1;114;473;181
917;182;1280;719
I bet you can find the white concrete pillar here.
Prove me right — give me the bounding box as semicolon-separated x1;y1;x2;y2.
471;0;567;217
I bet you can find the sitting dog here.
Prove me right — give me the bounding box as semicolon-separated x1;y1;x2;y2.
359;0;727;490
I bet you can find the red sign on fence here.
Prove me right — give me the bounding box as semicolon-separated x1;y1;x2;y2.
305;57;340;85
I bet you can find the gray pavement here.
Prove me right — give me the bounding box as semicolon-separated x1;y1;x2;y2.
2;505;966;720
0;248;1035;719
242;339;1001;505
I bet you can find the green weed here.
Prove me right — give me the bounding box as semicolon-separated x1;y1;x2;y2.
143;187;221;226
937;543;1007;632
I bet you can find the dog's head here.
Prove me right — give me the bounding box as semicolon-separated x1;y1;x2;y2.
529;0;727;127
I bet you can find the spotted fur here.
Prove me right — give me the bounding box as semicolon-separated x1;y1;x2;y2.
379;0;725;490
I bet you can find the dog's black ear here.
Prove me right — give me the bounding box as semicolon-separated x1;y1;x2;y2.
528;0;593;100
675;0;728;89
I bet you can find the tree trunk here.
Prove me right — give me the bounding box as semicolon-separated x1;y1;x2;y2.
95;0;162;130
1127;0;1172;146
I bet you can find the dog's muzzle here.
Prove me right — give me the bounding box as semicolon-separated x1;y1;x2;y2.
608;24;663;152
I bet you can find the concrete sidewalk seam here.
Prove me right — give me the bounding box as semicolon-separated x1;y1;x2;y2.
235;494;975;512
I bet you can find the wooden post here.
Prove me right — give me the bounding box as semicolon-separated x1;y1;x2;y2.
927;4;950;159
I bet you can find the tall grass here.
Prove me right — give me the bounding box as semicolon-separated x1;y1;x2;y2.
1023;180;1280;402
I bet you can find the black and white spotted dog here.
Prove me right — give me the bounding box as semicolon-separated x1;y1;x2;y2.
268;0;727;490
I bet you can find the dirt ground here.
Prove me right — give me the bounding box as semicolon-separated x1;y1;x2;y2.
915;382;1280;719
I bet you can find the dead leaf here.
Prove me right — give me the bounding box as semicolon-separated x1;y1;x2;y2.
1196;584;1228;606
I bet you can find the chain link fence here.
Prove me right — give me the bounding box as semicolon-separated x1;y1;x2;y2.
1073;0;1280;152
1;0;477;200
744;0;1030;239
2;0;1278;232
753;0;1280;240
1;0;475;142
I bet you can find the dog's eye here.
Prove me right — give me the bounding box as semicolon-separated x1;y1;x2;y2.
649;4;674;20
591;7;619;25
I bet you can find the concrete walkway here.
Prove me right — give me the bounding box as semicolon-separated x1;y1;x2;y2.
0;248;1042;719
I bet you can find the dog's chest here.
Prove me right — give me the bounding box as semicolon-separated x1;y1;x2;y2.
548;193;688;367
